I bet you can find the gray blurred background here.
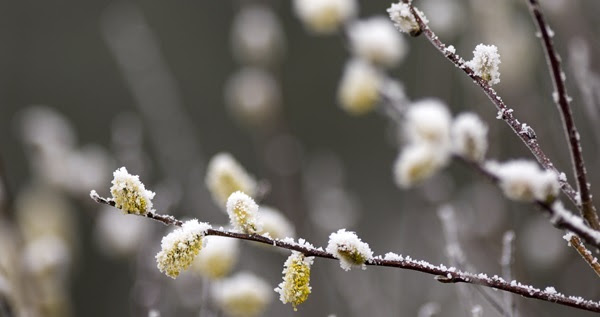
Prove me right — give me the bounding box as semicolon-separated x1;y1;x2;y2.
1;0;600;316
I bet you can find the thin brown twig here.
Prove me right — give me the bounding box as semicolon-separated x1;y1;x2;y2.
89;192;600;313
567;234;600;278
399;1;581;212
525;0;599;230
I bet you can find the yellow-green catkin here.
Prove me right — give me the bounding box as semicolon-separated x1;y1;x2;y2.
275;252;314;311
156;220;211;279
109;167;155;215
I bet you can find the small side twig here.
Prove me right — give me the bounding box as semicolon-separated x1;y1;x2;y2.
399;1;581;212
526;0;599;230
565;233;600;278
501;231;517;317
90;192;600;313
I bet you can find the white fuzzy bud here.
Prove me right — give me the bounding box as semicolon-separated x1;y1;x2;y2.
206;153;258;207
326;229;373;271
393;144;450;188
293;0;357;34
348;16;407;68
466;44;501;85
404;99;452;147
226;191;261;234
337;59;382;115
192;236;238;280
387;2;428;36
213;272;272;317
451;112;488;161
258;206;296;240
487;160;559;202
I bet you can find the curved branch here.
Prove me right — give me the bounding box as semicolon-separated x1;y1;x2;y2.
89;193;600;313
525;0;599;230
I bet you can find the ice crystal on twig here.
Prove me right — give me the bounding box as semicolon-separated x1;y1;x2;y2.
326;229;373;271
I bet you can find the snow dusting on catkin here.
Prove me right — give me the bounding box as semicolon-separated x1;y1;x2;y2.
275;252;314;311
110;167;155;215
226;191;261;234
326;229;373;271
451;112;488;162
486;160;559;202
155;220;211;279
466;44;501;85
387;2;428;36
206;153;257;207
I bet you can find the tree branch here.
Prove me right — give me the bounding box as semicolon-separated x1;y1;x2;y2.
565;233;600;278
399;1;581;212
89;193;600;313
525;0;599;230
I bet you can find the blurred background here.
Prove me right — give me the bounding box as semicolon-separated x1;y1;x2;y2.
1;0;600;316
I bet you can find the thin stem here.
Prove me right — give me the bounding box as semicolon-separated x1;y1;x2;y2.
566;234;600;278
526;0;599;230
501;231;517;317
399;1;581;212
90;193;600;313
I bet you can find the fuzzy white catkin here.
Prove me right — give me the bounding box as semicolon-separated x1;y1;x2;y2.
191;236;238;279
348;16;407;68
393;144;450;188
326;229;373;271
231;5;285;66
387;2;428;35
337;59;382;115
293;0;357;34
275;252;314;311
404;99;452;147
213;272;272;317
486;160;559;202
225;67;281;126
110;167;155;215
258;206;296;240
155;220;211;279
451;112;488;161
206;153;258;207
466;44;501;85
226;191;261;234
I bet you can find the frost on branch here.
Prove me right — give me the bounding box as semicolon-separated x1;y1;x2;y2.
155;219;211;279
347;16;407;68
466;44;501;85
213;272;272;317
292;0;357;34
110;167;155;215
226;191;261;234
487;160;559;202
191;236;239;280
326;229;373;271
337;58;383;116
275;251;314;311
206;153;258;207
387;2;428;36
451;112;488;162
